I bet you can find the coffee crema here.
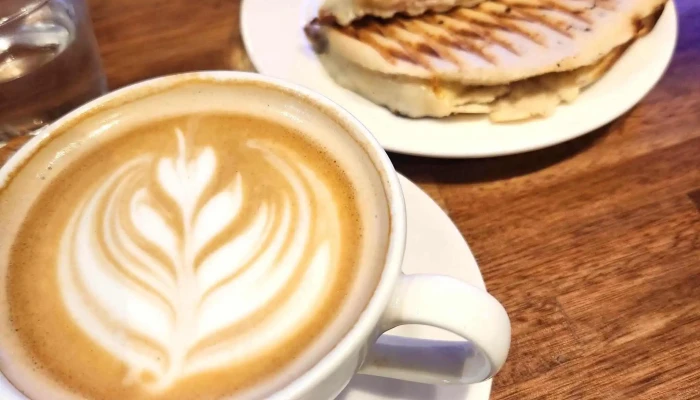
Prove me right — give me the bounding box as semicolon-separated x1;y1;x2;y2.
0;111;378;399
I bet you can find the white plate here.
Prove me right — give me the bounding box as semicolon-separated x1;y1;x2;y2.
241;0;678;158
337;174;491;400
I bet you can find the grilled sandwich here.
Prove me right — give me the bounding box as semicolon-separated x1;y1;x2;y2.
319;0;485;25
306;0;667;121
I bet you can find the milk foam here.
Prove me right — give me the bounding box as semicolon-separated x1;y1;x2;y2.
57;129;339;392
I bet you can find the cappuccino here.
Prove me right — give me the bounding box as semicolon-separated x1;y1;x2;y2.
0;79;390;399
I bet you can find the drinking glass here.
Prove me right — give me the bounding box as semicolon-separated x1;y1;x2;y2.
0;0;106;144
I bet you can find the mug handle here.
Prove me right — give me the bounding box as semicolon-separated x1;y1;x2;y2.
358;274;511;384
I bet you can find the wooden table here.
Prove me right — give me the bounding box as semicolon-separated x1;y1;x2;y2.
2;0;699;398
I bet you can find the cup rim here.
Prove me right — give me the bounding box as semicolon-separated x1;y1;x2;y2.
0;71;407;400
0;0;49;27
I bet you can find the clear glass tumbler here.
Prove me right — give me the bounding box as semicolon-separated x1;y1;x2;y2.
0;0;106;143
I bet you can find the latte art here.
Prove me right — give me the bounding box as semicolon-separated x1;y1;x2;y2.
1;112;380;400
58;128;337;391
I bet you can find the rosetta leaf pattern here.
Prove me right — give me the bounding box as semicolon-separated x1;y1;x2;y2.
57;126;335;392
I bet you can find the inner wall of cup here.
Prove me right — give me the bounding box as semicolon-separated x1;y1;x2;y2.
0;76;393;398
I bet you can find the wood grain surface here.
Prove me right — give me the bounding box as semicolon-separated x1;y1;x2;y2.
1;0;699;398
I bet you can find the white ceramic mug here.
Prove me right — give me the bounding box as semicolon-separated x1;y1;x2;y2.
0;72;510;400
